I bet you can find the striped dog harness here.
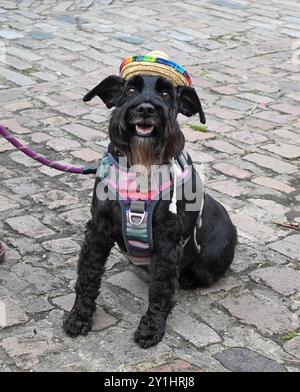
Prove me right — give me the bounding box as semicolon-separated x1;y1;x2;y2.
96;151;203;265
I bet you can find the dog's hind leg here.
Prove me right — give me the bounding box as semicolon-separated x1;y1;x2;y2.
179;226;237;289
63;218;114;337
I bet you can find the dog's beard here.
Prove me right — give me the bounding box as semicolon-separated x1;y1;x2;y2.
128;136;158;171
109;105;185;170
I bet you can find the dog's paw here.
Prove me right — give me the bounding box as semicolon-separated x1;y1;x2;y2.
63;310;92;338
134;313;165;349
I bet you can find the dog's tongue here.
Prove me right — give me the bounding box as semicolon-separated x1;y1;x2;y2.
135;125;154;136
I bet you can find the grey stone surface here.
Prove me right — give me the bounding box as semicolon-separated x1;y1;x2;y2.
113;33;144;44
41;238;80;254
30;31;55;40
283;336;300;360
268;235;300;261
0;297;29;328
169;311;222;348
106;271;148;302
250;267;300;296
214;348;286;372
5;215;55;238
220;291;294;335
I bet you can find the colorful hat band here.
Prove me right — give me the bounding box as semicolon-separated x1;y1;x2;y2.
120;55;192;87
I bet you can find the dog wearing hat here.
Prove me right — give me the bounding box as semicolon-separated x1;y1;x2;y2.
64;51;237;348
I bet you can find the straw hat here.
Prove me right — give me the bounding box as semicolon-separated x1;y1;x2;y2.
119;51;192;87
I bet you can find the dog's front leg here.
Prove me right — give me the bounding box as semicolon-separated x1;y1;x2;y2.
134;231;183;348
63;218;114;337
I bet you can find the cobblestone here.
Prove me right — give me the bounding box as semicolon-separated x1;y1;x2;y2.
5;215;55;238
0;0;299;373
220;291;294;335
214;348;286;372
250;266;300;296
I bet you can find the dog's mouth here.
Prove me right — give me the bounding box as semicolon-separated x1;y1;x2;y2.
135;124;154;137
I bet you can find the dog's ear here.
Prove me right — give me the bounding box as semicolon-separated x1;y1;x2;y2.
177;86;206;124
83;75;125;108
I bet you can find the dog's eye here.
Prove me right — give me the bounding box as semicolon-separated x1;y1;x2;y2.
127;87;136;96
161;91;170;98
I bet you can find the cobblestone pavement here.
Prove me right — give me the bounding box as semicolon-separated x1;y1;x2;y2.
0;0;299;372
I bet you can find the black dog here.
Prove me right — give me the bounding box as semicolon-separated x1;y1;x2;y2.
63;74;237;348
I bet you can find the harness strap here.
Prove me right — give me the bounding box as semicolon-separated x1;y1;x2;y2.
97;151;204;265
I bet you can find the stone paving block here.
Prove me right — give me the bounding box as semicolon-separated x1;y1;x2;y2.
52;293;75;311
146;359;203;372
1;242;21;262
4;237;42;256
0;334;58;370
237;92;274;104
47;138;80;152
182;128;216;142
229;130;268;144
41;238;80;254
113;33;144;45
0;29;23;39
206;107;244;120
187;148;215;163
0;118;31;134
62;123;107;141
244;153;297;174
205;119;235;133
272;129;300;145
38;166;64;177
205;140;243;154
251;176;295;193
268;234;300;261
250;266;300;296
283;336;300;361
0;139;15;152
59;207;90;227
271;103;300;116
243;118;275;131
0;194;19;212
220;291;294;335
231;213;274;241
2;99;33;111
218;96;254;112
9;151;41;168
71;148;100;162
0;66;35;86
169;310;221;348
31;132;52;143
92;305;118;332
31;189;79;210
261;143;300;160
230;244;261;273
248;199;289;217
54;104;89;117
208;180;247;197
254;110;292;124
214;347;286;372
106;271;148;303
5;215;54;238
211;86;238;95
213;162;252;179
13;263;63;293
0;296;28;328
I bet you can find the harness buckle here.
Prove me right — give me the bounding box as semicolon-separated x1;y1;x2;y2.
128;210;145;226
128;200;146;225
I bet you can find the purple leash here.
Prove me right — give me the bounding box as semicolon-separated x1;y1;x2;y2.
0;124;98;175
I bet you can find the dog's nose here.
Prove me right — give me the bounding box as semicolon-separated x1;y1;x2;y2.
137;103;155;117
